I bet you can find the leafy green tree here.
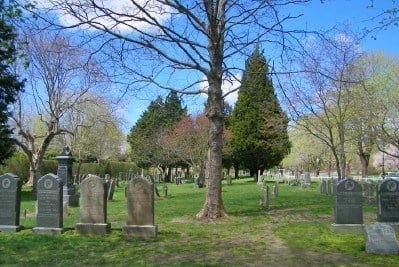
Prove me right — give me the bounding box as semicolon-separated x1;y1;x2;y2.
229;46;291;179
0;2;24;164
128;91;186;181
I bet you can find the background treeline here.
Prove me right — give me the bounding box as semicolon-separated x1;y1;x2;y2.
0;152;139;183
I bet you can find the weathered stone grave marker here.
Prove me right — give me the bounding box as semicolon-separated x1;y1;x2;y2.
123;177;157;238
327;179;332;195
76;175;110;235
33;174;64;235
331;179;363;232
56;147;79;207
0;173;23;232
273;182;279;197
377;179;399;230
365;223;399;254
262;185;270;209
107;179;116;200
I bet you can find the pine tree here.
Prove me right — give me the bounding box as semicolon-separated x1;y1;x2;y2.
229;46;291;177
0;2;24;164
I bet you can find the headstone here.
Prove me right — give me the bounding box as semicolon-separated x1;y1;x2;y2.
127;168;133;181
327;179;332;195
76;175;110;235
301;172;311;188
365;223;399;254
56;146;79;207
33;174;64;235
107;179;116;201
163;183;168;197
331;179;363;232
273;182;279;197
332;179;338;195
123;177;157;238
226;175;232;185
377;179;399;228
0;173;23;232
262;186;270;209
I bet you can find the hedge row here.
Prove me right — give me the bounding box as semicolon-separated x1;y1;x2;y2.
0;153;139;183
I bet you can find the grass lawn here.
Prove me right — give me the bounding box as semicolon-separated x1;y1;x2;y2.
0;177;398;266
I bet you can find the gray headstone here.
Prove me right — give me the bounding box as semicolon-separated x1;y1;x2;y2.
56;147;79;207
123;177;157;238
334;179;363;224
262;186;270;209
0;173;23;232
33;174;64;235
327;180;332;195
377;179;399;223
107;179;116;201
273;183;279;198
365;223;399;254
76;175;110;235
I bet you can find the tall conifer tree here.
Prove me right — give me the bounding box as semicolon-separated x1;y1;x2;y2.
0;2;24;163
229;46;291;177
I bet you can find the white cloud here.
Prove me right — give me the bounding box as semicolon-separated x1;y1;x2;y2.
39;0;171;32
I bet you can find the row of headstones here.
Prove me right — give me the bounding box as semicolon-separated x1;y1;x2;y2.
0;173;156;239
319;179;337;195
332;178;399;254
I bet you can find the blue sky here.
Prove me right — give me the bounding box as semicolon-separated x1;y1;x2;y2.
76;0;397;132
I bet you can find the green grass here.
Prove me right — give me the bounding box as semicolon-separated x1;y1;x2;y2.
0;178;397;266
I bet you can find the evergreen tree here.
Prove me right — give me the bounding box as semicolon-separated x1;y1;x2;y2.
229;46;291;177
0;2;24;164
127;92;186;179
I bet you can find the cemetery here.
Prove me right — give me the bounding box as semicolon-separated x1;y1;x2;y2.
1;0;399;266
1;159;399;265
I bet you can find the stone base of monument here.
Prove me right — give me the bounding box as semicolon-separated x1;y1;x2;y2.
0;225;24;232
122;225;157;239
331;223;364;233
32;227;65;235
75;223;111;235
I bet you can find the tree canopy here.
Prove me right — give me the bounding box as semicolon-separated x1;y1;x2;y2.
229;47;291;176
0;2;24;164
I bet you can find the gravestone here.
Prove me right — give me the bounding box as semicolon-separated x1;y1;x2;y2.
262;186;270;209
76;175;110;235
301;172;311;188
56;147;79;207
273;182;279;198
332;179;338;195
33;174;64;235
365;223;399;254
107;179;116;201
321;180;327;194
0;173;23;232
331;179;363;232
377;179;399;229
226;175;232;185
363;181;376;204
327;179;332;195
123;177;157;238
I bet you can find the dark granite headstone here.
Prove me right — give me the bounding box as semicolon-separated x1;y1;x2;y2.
334;179;363;225
33;174;64;235
56;147;79;207
123;177;157;238
331;179;364;232
365;223;399;254
0;173;23;232
76;175;110;235
377;179;399;223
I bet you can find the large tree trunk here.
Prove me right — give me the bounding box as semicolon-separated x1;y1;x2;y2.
196;76;226;220
27;153;42;193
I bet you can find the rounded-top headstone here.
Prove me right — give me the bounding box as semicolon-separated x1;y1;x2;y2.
0;173;22;229
377;178;399;222
334;179;363;224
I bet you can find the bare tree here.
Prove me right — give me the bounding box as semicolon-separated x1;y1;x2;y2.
10;29;105;188
284;32;362;180
39;0;312;219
